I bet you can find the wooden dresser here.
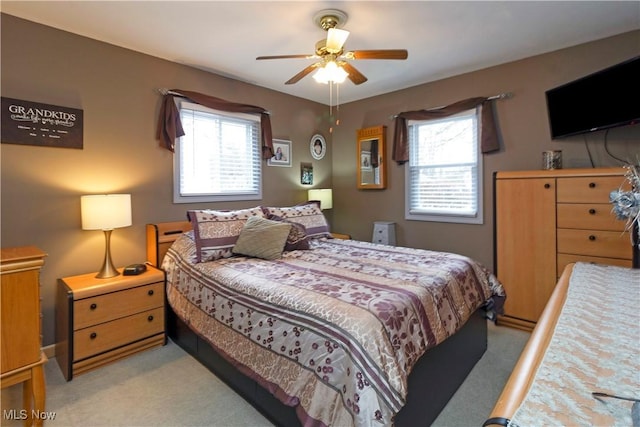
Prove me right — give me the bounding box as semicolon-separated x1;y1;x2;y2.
494;168;632;331
56;266;166;381
1;246;48;426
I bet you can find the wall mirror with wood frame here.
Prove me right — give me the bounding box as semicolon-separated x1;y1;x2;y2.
356;125;386;190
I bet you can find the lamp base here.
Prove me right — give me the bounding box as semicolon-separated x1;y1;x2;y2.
96;229;120;279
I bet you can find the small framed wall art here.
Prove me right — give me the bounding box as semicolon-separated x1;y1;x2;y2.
301;162;313;185
310;134;326;160
268;139;292;167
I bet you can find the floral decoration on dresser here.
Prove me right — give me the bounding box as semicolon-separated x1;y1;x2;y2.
610;162;640;243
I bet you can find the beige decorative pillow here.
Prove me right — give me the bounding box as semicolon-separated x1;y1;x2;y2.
232;216;292;260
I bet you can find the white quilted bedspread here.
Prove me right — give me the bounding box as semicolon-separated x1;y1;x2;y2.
511;262;640;427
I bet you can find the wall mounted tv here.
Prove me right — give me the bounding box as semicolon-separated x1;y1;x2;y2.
545;56;640;139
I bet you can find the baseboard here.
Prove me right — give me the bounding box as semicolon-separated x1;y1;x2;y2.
43;344;56;359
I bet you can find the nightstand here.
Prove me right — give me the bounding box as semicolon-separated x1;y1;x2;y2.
372;221;396;245
331;232;351;240
55;266;166;381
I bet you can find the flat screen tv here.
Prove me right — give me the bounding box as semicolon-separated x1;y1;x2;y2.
545;56;640;139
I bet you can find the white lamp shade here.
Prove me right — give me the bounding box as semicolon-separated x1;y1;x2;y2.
81;194;132;230
308;189;333;210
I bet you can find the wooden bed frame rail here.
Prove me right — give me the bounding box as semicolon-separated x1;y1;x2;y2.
484;263;573;425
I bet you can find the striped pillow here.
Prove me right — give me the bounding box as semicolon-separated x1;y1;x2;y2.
262;203;331;239
187;207;265;262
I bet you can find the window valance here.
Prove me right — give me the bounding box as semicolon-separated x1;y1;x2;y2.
156;89;273;159
392;97;500;164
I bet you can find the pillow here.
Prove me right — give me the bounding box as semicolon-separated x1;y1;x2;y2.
262;203;331;239
267;214;310;251
232;216;292;260
187;207;265;262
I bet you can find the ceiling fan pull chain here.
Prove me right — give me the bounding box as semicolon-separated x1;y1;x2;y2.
335;82;341;127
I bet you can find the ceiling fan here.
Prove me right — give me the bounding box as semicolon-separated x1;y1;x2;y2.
256;9;408;85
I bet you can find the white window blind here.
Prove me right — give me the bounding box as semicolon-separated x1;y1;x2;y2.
174;101;261;203
405;109;483;224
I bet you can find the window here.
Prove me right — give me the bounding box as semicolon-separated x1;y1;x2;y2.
174;101;262;203
405;108;483;224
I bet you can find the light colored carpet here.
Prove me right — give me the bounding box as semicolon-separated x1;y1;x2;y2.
1;322;529;427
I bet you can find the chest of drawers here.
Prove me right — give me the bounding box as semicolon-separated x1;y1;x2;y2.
55;266;165;380
1;246;48;426
556;175;632;275
495;168;632;331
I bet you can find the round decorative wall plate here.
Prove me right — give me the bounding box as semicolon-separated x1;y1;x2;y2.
310;134;326;160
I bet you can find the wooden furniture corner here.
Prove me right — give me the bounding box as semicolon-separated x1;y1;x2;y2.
1;246;48;427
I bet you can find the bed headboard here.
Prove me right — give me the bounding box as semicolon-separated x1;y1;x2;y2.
146;222;192;267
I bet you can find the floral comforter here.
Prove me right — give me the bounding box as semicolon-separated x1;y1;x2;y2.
163;235;504;427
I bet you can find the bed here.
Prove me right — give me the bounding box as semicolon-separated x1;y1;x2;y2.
146;205;505;427
484;262;640;427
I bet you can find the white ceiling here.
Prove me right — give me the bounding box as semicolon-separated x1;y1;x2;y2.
2;1;639;105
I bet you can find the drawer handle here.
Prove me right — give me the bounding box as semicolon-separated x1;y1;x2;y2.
90;303;97;310
90;332;97;339
148;289;154;296
589;182;596;188
589;235;596;241
544;183;551;189
589;208;596;215
147;315;154;322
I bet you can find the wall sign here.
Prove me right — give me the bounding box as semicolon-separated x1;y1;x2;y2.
1;97;83;149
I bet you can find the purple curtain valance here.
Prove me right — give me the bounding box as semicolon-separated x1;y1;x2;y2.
156;89;273;159
392;97;500;164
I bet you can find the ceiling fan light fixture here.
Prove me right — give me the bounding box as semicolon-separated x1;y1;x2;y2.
326;28;349;53
313;61;348;84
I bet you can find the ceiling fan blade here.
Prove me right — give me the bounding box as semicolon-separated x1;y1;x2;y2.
346;49;408;60
285;63;322;85
326;28;349;53
340;62;368;85
256;54;315;60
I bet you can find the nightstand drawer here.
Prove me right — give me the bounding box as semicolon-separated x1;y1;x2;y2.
74;307;164;361
74;282;164;330
557;203;625;231
557;176;627;203
557;228;631;259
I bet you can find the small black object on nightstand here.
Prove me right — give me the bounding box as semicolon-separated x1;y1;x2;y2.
123;263;147;276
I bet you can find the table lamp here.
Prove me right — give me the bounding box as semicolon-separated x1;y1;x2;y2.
81;194;132;278
308;188;333;210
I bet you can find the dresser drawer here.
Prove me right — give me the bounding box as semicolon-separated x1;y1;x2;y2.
557;176;626;203
74;282;163;330
557;228;631;259
74;307;164;361
557;203;626;231
557;253;632;277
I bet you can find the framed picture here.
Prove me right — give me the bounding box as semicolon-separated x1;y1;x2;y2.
360;151;372;171
300;162;313;185
268;139;292;167
310;134;326;160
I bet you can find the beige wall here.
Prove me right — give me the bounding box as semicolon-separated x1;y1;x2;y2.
1;14;331;346
2;13;638;347
331;30;639;268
